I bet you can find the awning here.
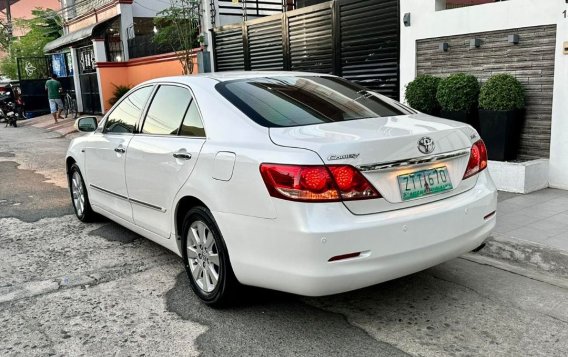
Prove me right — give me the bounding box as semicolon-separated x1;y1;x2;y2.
44;16;119;53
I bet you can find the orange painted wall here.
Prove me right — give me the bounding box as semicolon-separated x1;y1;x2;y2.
97;52;198;112
98;66;130;112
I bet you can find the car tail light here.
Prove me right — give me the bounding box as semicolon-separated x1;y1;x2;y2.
328;165;379;201
259;164;380;202
463;140;488;179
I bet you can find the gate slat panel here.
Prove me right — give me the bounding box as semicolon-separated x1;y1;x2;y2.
340;0;399;98
213;27;245;71
212;0;400;100
288;6;333;73
248;18;284;70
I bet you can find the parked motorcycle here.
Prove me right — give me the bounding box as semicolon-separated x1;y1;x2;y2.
2;101;19;127
0;84;26;127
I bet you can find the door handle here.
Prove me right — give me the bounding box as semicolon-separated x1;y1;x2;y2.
114;147;126;154
173;152;192;160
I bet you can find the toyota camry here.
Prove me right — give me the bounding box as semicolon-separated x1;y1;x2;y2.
66;72;497;306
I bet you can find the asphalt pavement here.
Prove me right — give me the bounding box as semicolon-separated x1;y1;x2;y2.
1;123;567;356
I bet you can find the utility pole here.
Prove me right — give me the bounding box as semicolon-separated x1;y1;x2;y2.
5;0;12;38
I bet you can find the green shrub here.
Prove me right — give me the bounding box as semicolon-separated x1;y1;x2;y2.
479;74;525;111
108;84;132;106
405;75;441;114
436;73;480;113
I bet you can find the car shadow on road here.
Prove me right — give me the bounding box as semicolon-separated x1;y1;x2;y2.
165;271;408;357
0;161;73;222
88;220;142;244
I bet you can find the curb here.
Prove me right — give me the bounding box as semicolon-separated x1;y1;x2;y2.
471;234;568;281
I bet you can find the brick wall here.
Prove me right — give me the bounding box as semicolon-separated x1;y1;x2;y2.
416;25;556;160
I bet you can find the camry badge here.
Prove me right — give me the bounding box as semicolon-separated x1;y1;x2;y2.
418;137;435;154
328;153;360;161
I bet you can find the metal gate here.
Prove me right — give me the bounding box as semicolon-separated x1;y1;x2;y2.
16;55;74;116
212;0;400;99
77;46;102;114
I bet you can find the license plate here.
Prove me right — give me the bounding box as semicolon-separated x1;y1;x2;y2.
397;167;453;201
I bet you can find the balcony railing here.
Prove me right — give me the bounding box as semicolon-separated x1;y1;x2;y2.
63;0;115;21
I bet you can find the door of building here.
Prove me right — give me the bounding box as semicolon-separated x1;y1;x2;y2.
77;45;102;114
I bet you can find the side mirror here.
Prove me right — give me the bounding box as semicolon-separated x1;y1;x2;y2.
75;116;98;132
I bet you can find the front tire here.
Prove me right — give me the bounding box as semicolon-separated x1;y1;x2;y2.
181;207;238;307
69;163;95;222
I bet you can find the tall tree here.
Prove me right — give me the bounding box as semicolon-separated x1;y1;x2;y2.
0;8;63;79
153;0;201;75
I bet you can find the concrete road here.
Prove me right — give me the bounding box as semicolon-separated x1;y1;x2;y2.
1;124;567;357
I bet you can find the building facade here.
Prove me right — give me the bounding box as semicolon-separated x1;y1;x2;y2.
400;0;568;189
45;0;193;113
45;0;289;113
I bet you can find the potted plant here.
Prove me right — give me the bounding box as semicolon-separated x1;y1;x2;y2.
478;74;525;161
108;84;132;106
436;73;480;127
404;74;441;116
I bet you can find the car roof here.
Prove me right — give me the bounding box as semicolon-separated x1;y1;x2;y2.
142;71;334;86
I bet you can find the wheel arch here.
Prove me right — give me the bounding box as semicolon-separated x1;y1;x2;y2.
65;156;76;174
174;195;208;253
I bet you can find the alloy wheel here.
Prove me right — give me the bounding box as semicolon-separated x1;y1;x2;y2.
71;171;85;217
186;221;220;293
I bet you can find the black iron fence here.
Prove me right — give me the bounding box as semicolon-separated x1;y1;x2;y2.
16;55;74;115
127;34;174;59
212;0;400;99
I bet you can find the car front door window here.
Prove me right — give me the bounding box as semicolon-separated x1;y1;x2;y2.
105;86;153;134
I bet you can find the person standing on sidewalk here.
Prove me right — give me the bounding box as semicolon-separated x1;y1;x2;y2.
45;73;64;123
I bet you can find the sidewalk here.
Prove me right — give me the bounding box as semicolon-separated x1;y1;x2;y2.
471;188;568;282
18;113;102;138
495;189;568;250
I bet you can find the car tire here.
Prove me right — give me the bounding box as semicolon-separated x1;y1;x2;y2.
181;206;238;307
69;163;95;222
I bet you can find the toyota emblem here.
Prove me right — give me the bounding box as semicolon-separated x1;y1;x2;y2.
418;137;435;154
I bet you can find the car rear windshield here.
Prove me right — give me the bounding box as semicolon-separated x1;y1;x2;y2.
215;76;410;128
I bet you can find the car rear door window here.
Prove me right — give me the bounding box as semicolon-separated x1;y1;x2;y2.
179;100;205;137
142;85;191;135
105;86;153;134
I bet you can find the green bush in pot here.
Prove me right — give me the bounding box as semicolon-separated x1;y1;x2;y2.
479;73;524;111
436;73;480;126
109;84;132;106
478;74;525;161
404;75;441;115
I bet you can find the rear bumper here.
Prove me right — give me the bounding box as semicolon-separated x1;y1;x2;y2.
215;171;497;296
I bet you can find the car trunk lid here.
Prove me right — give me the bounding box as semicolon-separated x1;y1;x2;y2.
269;114;479;214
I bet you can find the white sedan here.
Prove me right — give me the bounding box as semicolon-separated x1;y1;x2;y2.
67;72;497;306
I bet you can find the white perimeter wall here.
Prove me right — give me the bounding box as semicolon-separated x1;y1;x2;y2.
400;0;568;189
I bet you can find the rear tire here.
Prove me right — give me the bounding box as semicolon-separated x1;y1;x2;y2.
71;98;78;119
69;163;95;222
181;206;238;307
63;97;69;119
